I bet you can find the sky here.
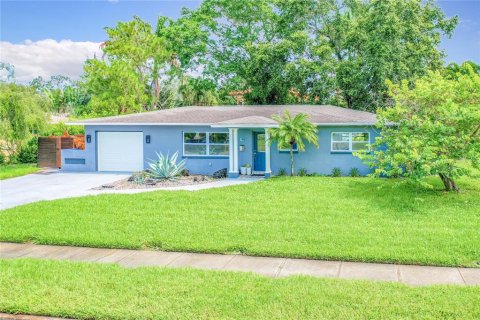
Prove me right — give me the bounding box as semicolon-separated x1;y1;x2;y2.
1;0;479;83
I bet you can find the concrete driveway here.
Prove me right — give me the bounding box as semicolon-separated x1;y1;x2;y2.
0;171;130;210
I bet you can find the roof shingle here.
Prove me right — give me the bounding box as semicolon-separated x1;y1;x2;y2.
69;105;376;126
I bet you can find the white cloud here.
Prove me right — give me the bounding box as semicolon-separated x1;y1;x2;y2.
0;39;102;83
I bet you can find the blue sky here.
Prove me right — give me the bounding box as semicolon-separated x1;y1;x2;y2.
1;0;479;82
1;0;202;43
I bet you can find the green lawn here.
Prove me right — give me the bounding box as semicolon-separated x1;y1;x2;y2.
1;259;478;320
0;163;39;180
1;176;479;267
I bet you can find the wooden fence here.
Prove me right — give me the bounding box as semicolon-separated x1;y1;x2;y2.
37;135;85;168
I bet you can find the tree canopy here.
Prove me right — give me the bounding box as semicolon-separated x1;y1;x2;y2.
357;66;480;191
0;0;462;119
177;0;457;110
82;0;457;115
0;83;49;159
30;75;89;115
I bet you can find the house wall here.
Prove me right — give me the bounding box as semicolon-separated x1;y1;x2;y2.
63;125;229;175
61;148;89;171
63;124;380;176
268;126;380;176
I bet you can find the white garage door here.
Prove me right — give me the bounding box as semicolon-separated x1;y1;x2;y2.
97;132;144;172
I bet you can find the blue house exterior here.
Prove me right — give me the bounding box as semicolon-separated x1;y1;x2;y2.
64;105;379;177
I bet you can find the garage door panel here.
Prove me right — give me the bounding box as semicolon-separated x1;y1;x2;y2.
97;132;144;172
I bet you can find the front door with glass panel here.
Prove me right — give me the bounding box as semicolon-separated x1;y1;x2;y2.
253;132;266;172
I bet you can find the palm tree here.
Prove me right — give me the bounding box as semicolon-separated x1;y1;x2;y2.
269;110;319;176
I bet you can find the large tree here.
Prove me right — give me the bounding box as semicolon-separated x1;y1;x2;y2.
83;17;175;115
83;59;147;116
0;83;49;159
30;75;89;115
191;0;323;104
185;0;456;109
358;67;480;191
321;0;457;110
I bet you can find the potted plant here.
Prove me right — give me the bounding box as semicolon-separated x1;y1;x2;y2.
240;164;247;175
245;164;252;175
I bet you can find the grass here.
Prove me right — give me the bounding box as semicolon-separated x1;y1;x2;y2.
0;163;39;180
1;259;479;319
1;176;479;267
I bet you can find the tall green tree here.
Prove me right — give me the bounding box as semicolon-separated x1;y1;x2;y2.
357;67;480;191
186;0;456;109
179;76;220;106
270;111;319;176
192;0;321;104
83;17;175;115
30;75;89;114
0;83;49;159
83;59;147;116
321;0;457;110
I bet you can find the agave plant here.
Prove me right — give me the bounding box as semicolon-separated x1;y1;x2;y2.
147;151;186;181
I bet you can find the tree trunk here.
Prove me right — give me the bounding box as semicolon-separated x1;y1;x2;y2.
439;173;460;192
290;146;294;176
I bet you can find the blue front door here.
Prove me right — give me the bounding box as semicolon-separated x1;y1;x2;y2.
253;132;266;171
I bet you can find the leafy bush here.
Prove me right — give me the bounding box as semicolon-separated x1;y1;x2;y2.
277;168;287;176
42;123;84;136
349;168;361;177
298;168;308;176
307;172;319;177
0;153;5;164
147;152;186;181
16;138;38;163
331;167;342;177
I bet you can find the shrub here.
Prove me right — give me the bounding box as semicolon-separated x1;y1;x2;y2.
130;171;147;184
277;168;287;176
331;167;342;177
147;152;186;181
16;138;38;163
298;168;308;176
0;153;5;164
307;172;319;177
349;168;361;177
42;123;85;136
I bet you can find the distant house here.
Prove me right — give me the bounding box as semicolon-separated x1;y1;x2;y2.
66;105;378;177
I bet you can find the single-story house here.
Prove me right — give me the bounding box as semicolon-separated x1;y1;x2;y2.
65;105;379;177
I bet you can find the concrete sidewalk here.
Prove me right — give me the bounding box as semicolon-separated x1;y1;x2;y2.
1;242;479;286
0;313;70;320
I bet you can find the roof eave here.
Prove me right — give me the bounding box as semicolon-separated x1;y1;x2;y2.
66;122;214;126
210;124;279;128
67;121;377;127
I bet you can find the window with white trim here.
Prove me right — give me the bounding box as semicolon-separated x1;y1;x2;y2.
183;132;229;156
331;132;370;152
